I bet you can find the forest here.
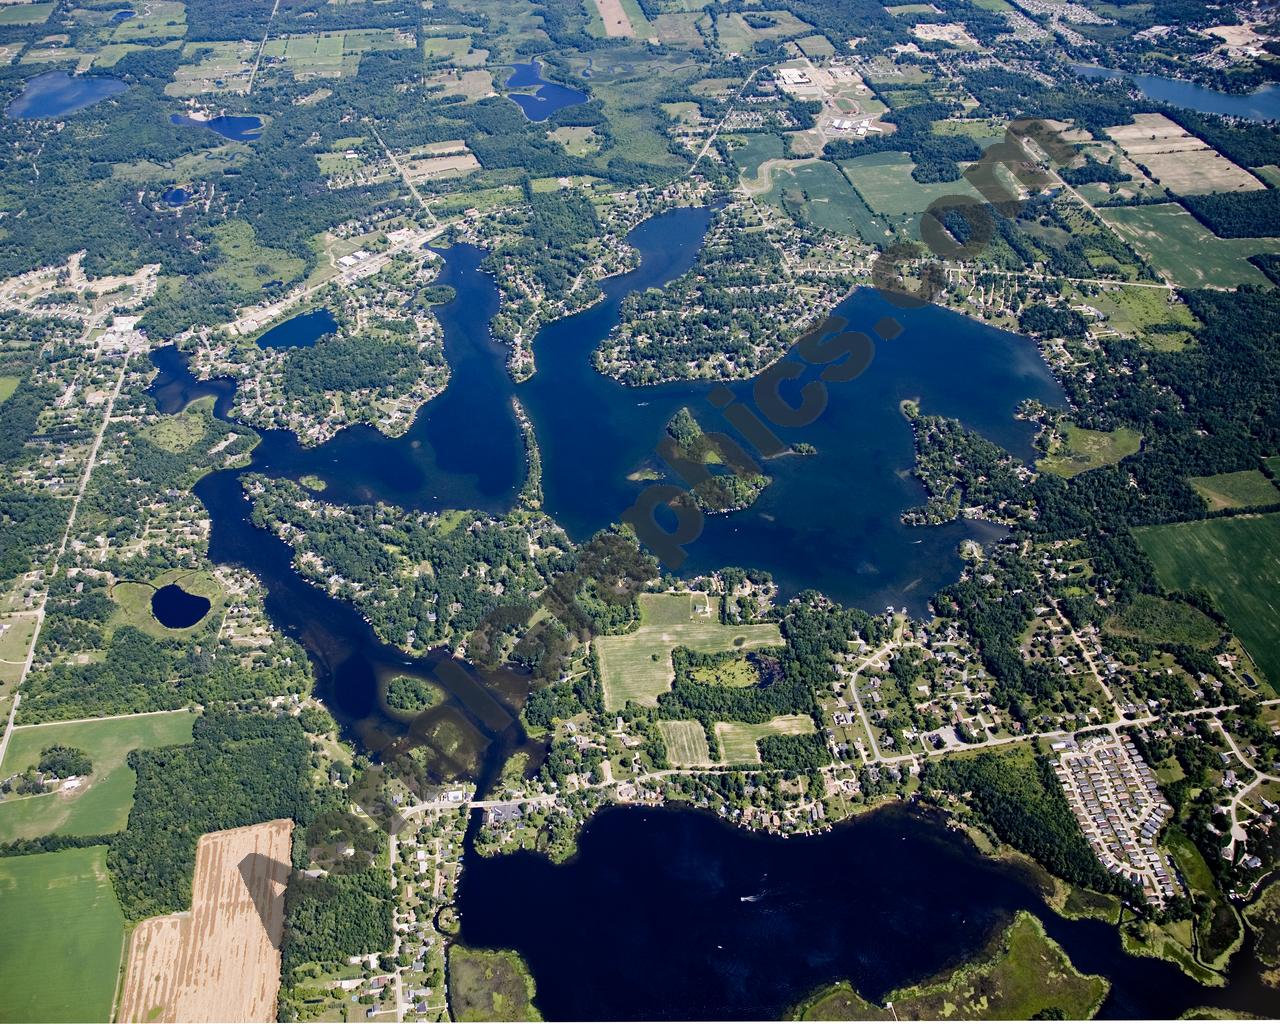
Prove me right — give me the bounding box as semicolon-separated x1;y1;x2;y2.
924;748;1138;897
108;711;316;921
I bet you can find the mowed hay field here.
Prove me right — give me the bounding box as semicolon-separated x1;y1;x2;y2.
1105;113;1263;195
118;819;292;1024
1187;469;1280;511
596;593;782;711
0;846;125;1024
716;715;816;764
1135;513;1280;690
0;709;196;841
658;720;714;767
1100;203;1280;288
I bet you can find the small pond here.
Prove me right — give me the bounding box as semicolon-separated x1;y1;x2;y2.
161;187;188;207
151;584;211;629
255;308;339;349
170;112;264;141
506;60;587;121
110;9;135;22
6;71;128;120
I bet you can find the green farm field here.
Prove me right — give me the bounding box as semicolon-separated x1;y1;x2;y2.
839;151;983;217
658;719;714;767
0;375;18;403
1135;513;1280;688
715;714;815;763
1188;470;1280;512
766;160;886;243
1100;204;1280;289
595;593;781;710
0;847;125;1024
0;710;197;841
0;2;53;25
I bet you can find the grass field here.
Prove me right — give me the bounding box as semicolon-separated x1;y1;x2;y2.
1103;594;1221;650
729;132;783;184
548;125;599;157
1266;456;1280;477
1038;423;1142;478
715;10;813;52
0;611;37;663
658;719;714;767
0;846;125;1023
1135;513;1280;688
715;714;815;763
0;375;18;403
0;2;53;25
1188;469;1280;511
110;567;223;639
1100;203;1280;289
765;160;886;243
595;593;781;711
0;710;197;841
690;656;759;687
448;947;541;1022
839;151;982;217
213;219;306;292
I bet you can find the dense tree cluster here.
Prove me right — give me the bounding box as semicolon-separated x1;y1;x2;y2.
924;749;1138;896
108;711;315;921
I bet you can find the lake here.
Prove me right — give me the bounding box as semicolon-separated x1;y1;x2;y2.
456;803;1275;1020
221;209;1060;614
6;71;127;120
1072;64;1280;121
169;112;264;141
254;308;339;349
161;187;187;207
506;60;588;121
141;208;1280;1019
150;583;210;629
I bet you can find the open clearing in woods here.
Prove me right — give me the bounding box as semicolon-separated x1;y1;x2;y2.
596;593;782;711
118;819;292;1024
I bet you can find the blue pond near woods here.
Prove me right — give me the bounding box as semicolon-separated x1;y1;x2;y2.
169;112;264;141
505;60;588;121
5;71;127;119
254;308;339;349
150;584;211;629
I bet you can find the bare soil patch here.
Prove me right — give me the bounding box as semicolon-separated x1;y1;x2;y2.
1107;113;1263;195
593;0;634;37
118;819;292;1023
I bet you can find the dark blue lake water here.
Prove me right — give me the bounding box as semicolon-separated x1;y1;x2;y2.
169;112;263;141
150;583;210;628
220;209;1060;614
506;60;588;121
143;209;1280;1018
255;308;339;349
161;187;188;207
1073;64;1280;121
457;803;1275;1020
110;9;135;22
6;71;127;119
